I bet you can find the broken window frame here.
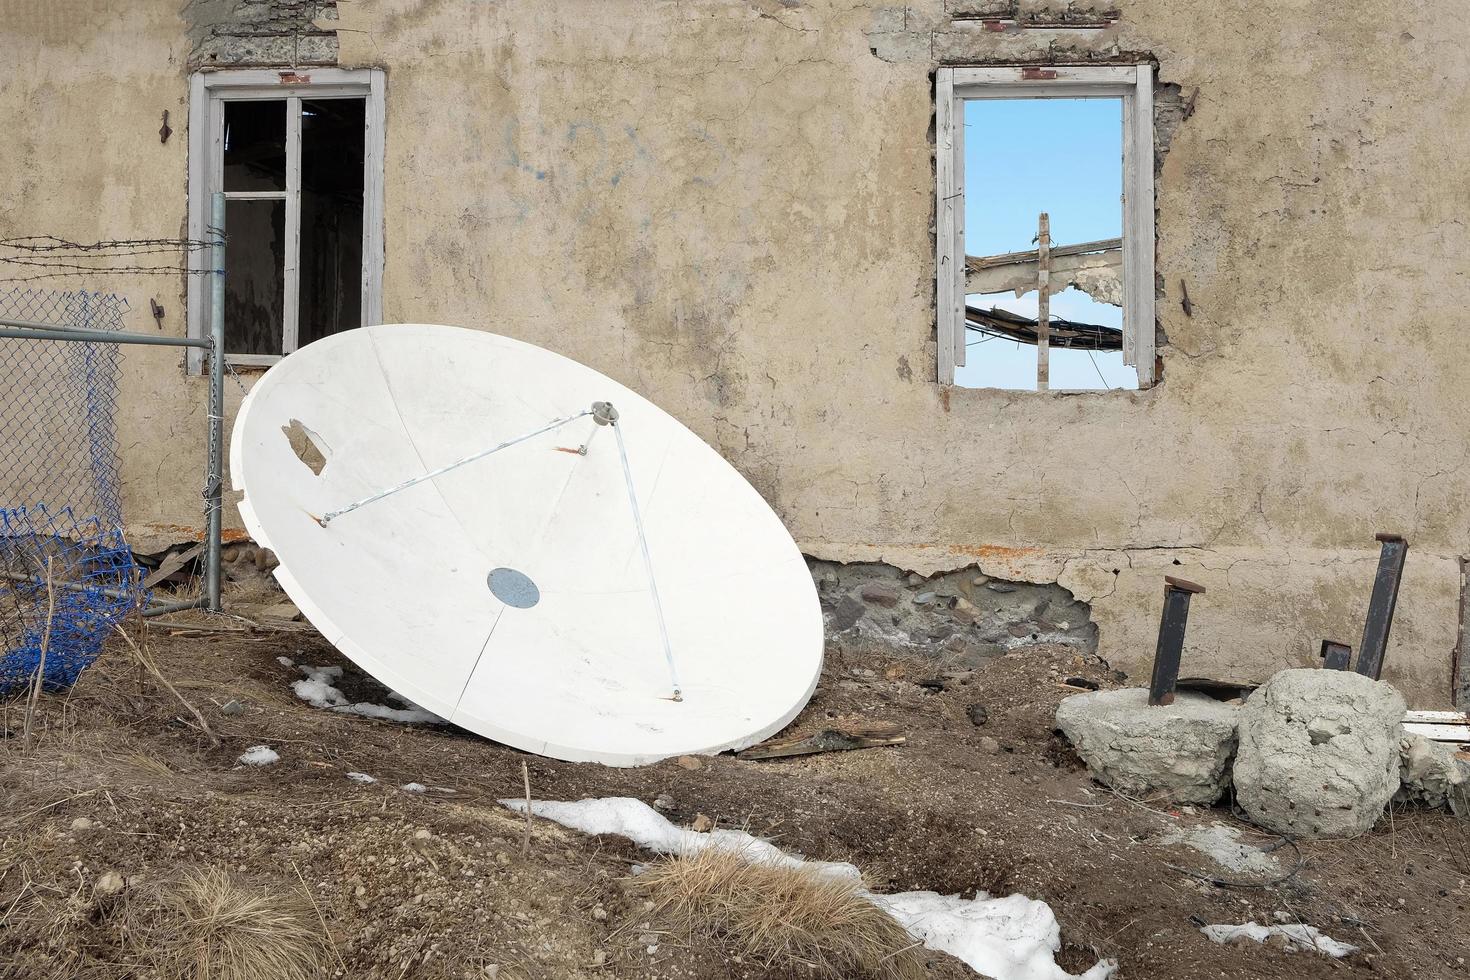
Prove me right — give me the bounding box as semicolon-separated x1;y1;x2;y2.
186;68;386;373
935;65;1155;388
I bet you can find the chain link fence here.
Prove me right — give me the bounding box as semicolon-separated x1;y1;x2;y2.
0;287;143;693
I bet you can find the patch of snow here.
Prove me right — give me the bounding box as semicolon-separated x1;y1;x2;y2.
401;783;427;793
1200;922;1358;958
276;656;295;667
505;796;860;881
339;700;444;724
238;745;279;766
346;772;377;783
876;891;1114;980
501;797;1114;980
1162;823;1279;876
293;665;348;708
284;662;445;725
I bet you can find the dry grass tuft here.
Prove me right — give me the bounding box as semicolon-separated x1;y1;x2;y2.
128;867;327;980
637;847;924;980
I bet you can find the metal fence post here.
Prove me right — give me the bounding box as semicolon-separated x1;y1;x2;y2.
205;191;226;613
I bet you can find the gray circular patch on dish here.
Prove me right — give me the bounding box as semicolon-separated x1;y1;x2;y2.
488;567;540;608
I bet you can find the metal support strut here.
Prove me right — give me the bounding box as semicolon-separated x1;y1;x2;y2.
1356;533;1408;681
1149;576;1205;706
313;398;683;703
1319;640;1352;671
317;409;594;526
608;406;683;703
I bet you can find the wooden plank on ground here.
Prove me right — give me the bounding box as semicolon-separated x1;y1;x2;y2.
737;721;905;761
141;542;205;590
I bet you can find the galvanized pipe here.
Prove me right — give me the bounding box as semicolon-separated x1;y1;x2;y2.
0;318;211;349
0;569;203;617
1148;576;1205;706
141;596;208;618
205;191;227;614
1356;533;1408;681
0;569;140;603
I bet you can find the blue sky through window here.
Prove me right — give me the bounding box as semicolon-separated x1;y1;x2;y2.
957;97;1134;391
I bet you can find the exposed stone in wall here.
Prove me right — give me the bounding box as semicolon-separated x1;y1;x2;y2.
185;0;339;67
945;1;1120;25
809;558;1098;665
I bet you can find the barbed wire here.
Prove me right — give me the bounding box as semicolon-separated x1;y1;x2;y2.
0;233;223;285
0;236;212;255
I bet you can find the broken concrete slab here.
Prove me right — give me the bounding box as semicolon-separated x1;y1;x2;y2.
1233;669;1404;838
1397;734;1470;816
1054;688;1239;804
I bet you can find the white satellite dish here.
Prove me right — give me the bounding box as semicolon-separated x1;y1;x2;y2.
229;324;822;765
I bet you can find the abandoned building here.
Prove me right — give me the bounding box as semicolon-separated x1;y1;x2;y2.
3;0;1467;712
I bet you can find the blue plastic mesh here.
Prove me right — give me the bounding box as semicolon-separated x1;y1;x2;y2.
0;507;139;692
0;288;143;694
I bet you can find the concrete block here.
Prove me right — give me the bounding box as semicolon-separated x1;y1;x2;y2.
1397;734;1470;816
1054;688;1239;804
1234;669;1404;838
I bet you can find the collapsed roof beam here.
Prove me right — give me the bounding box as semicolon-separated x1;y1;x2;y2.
965;305;1122;351
966;238;1123;306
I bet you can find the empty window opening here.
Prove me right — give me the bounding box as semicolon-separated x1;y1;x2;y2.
962;98;1132;391
188;69;384;372
935;66;1155;390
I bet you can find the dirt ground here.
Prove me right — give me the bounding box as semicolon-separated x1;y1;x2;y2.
1;614;1467;979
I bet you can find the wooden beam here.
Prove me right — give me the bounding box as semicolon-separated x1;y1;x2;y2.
1124;64;1156;386
967;247;1122;303
935;68;960;385
1036;212;1050;391
967;237;1121;272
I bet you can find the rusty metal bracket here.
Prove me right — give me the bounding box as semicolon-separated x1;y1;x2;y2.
1319;640;1351;671
1356;533;1408;681
1021;67;1059;80
1149;576;1205;706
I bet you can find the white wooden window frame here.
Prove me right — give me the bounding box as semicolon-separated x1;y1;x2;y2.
935;65;1155;387
186;68;385;373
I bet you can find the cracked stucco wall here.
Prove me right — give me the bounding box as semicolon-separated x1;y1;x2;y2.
185;0;340;67
2;0;1467;706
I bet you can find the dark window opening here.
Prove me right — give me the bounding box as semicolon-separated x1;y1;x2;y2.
218;96;368;358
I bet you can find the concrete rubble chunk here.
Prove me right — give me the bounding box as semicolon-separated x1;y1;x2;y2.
1054;688;1240;804
1233;669;1405;838
1397;734;1470;817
